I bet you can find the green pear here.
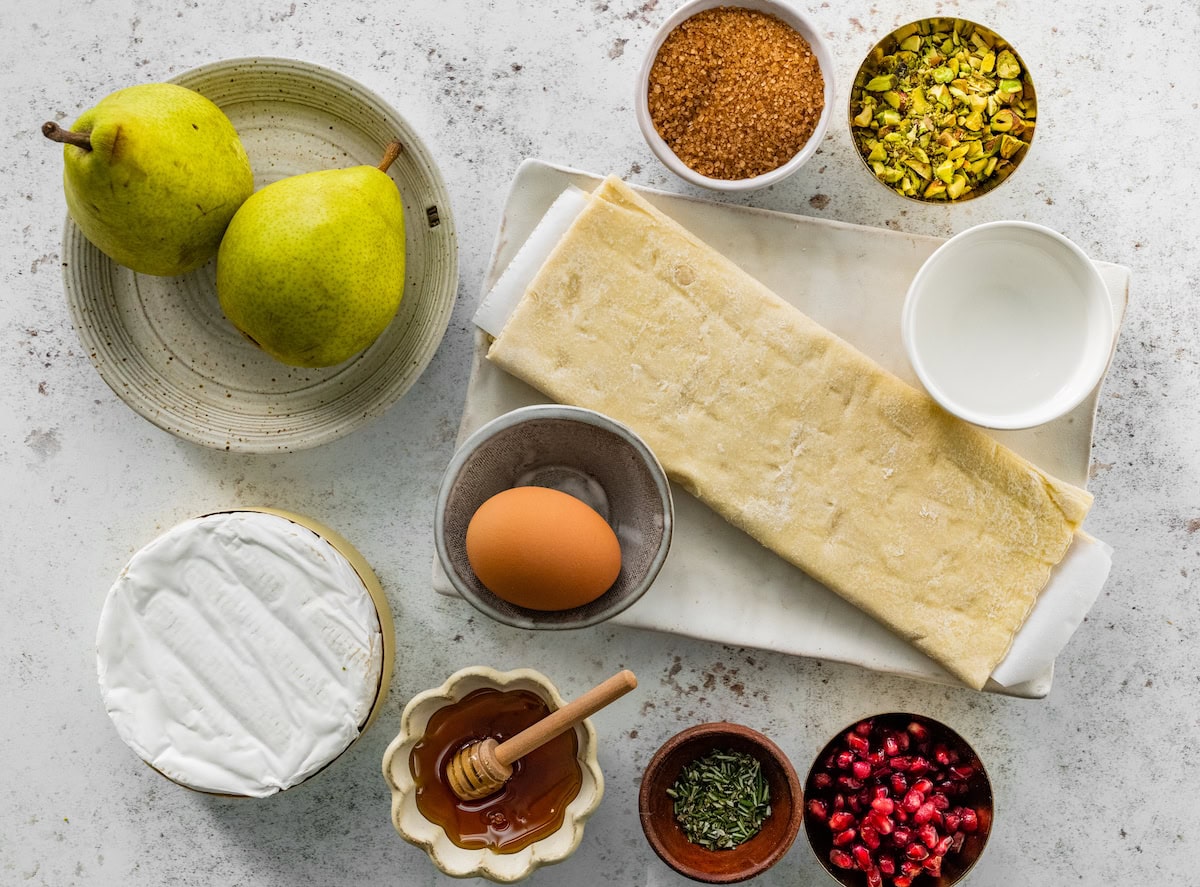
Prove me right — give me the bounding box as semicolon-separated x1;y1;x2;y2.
215;141;406;368
43;83;254;276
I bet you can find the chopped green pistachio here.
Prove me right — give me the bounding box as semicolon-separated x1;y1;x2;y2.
995;49;1021;78
990;109;1016;132
999;133;1026;159
850;17;1035;199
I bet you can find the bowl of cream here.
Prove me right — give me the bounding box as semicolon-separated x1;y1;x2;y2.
901;221;1113;429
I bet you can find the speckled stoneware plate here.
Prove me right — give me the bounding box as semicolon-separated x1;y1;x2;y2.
61;57;458;452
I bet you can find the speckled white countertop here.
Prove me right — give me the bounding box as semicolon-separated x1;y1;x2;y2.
3;1;1197;884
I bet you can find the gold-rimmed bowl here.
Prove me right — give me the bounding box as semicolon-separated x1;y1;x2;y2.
803;713;993;886
849;18;1036;203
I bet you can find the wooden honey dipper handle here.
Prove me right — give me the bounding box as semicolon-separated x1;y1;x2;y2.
445;670;637;801
495;669;638;766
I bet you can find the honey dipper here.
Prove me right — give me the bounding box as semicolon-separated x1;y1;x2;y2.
446;669;637;801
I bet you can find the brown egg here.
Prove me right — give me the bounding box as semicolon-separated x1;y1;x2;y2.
465;486;622;611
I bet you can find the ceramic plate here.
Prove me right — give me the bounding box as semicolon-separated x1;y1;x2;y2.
62;57;458;452
436;159;1131;699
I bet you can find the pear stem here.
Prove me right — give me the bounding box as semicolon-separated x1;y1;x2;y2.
42;121;92;151
377;140;403;173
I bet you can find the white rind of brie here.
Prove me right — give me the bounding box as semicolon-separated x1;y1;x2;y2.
97;511;384;798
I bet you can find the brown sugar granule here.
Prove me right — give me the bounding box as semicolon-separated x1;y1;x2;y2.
647;7;825;180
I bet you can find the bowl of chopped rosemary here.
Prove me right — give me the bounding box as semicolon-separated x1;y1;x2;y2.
849;18;1037;202
639;721;804;883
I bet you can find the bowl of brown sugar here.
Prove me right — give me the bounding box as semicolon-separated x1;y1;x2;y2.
637;0;834;191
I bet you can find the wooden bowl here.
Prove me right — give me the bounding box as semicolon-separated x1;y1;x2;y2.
803;713;994;886
639;722;804;883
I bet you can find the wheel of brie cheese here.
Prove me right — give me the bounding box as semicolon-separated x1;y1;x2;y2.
96;509;393;798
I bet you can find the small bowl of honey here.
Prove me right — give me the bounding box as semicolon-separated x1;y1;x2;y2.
382;666;604;882
640;721;805;883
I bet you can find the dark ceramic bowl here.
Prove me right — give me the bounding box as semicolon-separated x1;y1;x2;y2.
640;722;804;883
803;713;993;887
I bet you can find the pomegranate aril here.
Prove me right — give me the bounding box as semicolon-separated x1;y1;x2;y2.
854;719;874;737
905;843;929;861
861;821;881;850
847;732;871;755
866;866;883;887
930;792;950;811
890;773;908;795
906;721;930;742
960;808;979;832
878;855;897;877
871;811;895;835
807;799;829;819
923;854;943;877
901;860;923;877
853;760;873;780
943;812;961;832
838;775;864;791
949;763;976;781
852;844;873;870
871;796;895;815
891;826;913;846
884;735;900;756
889;756;913;772
934;744;954;766
833;828;857;847
828;811;855;831
829;849;854;870
908;756;931;776
836;750;856;769
913;801;936;825
813;772;833;790
918;823;939;848
934;835;954;856
833;793;846;810
893;877;913;887
913;778;933;795
902;789;924;813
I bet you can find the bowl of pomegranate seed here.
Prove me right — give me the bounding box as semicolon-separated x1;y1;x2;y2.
802;714;993;887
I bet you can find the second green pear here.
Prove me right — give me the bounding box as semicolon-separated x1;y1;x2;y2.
216;142;406;368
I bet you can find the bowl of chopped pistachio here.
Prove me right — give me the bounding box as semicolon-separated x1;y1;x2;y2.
639;721;804;883
849;18;1037;202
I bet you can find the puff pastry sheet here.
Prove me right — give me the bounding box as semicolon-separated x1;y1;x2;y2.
487;177;1092;689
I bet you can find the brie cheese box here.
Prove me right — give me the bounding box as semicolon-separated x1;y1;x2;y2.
96;508;393;798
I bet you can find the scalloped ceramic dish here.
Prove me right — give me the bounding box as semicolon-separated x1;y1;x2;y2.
61;57;458;452
382;667;604;882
